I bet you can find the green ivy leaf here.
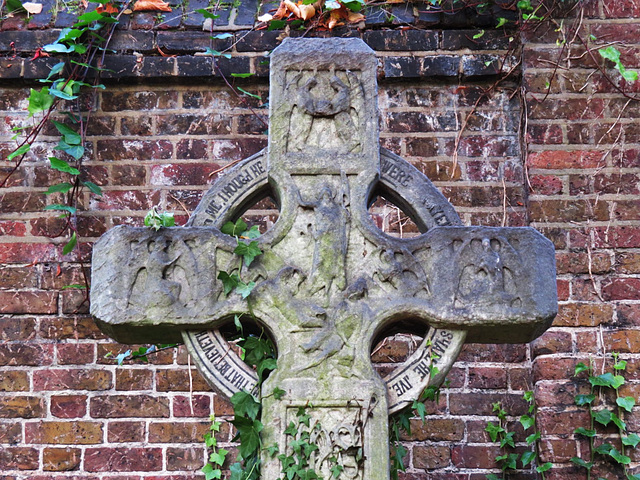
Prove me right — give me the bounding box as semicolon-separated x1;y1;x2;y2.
82;181;103;196
500;431;516;449
52;120;82;145
575;362;590;376
231;416;263;459
7;144;30;161
234;240;262;267
593;409;613;426
256;357;277;381
202;462;221;480
330;464;344;478
412;400;426;422
49;157;80;175
222;218;248;237
209;448;228;466
231;390;261;420
537;462;552;473
229;462;244;480
237;87;262;100
217;271;240;296
590;372;624;389
473;30;485;39
45;182;74;195
28;87;55;117
267;19;286;30
623;434;640;447
521;450;536;467
520;414;535;430
575;427;596;437
575;394;596;406
195;8;220;19
496;17;508;27
62;231;77;255
236;281;256;299
611;412;626;431
614;359;628;370
273;387;286;400
485;422;504;442
55;140;84;160
284;421;298;436
571;457;593;470
231;73;255;78
617;396;635;412
44;203;77;214
595;443;613;455
609;447;631;465
526;431;541;444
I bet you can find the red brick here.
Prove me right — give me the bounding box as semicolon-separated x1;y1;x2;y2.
121;115;153;136
467;367;507;389
400;418;464;442
0;447;39;470
0;220;27;236
556;251;611;274
458;343;526;363
450;393;527;416
0;343;53;366
25;421;103;444
537;410;591;436
570;277;602;302
112;165;148;186
108;421;146;443
90;395;169;418
569;226;640;249
0;291;57;314
50;395;87;419
148;421;211;443
101;91;179;111
614;200;640;220
166;446;205;471
533;357;588;382
603;1;640;18
526;123;563;144
173;395;211;417
554;303;613;327
557;279;569;301
40;263;87;290
451;445;502;469
33;368;112;391
0;422;22;443
96;140;172;161
57;343;95;365
39;316;105;340
617;304;640;327
529;98;605;120
576;329;601;353
89;189;162;212
530;175;563;195
529;199;609;223
150;163;218;186
603;330;640;353
602;278;640;301
0;266;38;288
116;369;154;391
538;439;578;463
43;447;82;471
0;396;44;418
413;445;450;469
527;150;604;169
84;447;163;472
532;330;572;356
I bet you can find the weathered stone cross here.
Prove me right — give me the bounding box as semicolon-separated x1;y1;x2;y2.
91;38;557;480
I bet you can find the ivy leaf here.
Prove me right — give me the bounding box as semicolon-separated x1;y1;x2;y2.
55;140;84;160
412;400;426;422
231;72;255;78
485;422;504;442
45;182;73;195
7;144;30;161
609;447;631;465
593;409;613;426
49;157;80;175
217;271;240;296
115;349;131;365
237;87;261;100
575;362;590;376
611;412;626;431
595;443;613;455
231;416;263;459
195;7;219;19
234;240;262;267
229;462;244;480
473;29;485;39
623;434;640;447
500;431;516;449
243;225;261;239
537;462;552;473
570;457;593;470
520;414;535;430
614;359;628;370
526;431;541;444
236;281;256;299
52;120;82;145
209;448;228;466
202;463;221;480
44;203;76;214
521;450;536;467
331;464;344;478
82;181;103;196
574;427;596;437
28;87;55;117
242;336;273;366
273;387;285;400
221;218;248;237
231;390;260;420
617;396;635;412
496;17;508;27
62;231;77;255
590;372;624;389
284;421;298;436
256;357;276;381
575;394;596;406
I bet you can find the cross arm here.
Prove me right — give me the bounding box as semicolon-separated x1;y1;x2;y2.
90;225;242;344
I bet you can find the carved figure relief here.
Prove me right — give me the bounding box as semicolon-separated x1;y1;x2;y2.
298;181;350;305
286;70;364;153
454;237;522;308
372;247;430;297
287;407;364;480
126;237;197;313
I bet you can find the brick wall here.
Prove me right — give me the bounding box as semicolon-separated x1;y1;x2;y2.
0;0;639;478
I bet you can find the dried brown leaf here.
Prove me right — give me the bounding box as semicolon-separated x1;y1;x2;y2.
132;0;172;12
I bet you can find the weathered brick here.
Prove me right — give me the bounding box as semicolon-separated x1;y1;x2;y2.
0;396;44;418
0;344;53;366
602;278;640;301
0;291;57;314
84;447;163;472
90;395;170;418
148;421;210;443
50;395;87;419
467;366;508;389
0;422;22;443
56;343;95;365
554;303;613;327
43;447;82;471
25;421;103;444
155;369;212;392
450;393;527;415
364;30;437;51
0;447;39;470
529;199;609;223
33;368;112;391
116;368;154;391
107;421;146;443
400;418;464;442
173;395;211;417
39;316;105;340
556;251;611;274
527;150;605;169
0;371;29;392
413;445;451;469
166;446;205;471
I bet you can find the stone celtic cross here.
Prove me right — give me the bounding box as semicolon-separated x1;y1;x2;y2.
91;38;557;480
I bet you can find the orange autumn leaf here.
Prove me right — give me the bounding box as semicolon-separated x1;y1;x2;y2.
133;0;172;12
96;2;119;14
